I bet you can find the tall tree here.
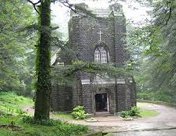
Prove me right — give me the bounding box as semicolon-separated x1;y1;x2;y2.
0;0;36;94
129;0;176;103
28;0;96;120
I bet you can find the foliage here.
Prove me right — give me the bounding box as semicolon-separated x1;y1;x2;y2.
137;90;176;103
120;111;130;118
0;92;88;136
144;0;176;103
0;0;36;95
120;106;140;118
149;0;176;91
71;106;88;120
0;115;88;136
22;116;58;126
52;60;130;86
126;0;176;104
128;106;140;116
120;105;158;119
0;92;33;116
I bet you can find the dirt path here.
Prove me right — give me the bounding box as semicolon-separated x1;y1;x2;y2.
24;102;176;133
66;103;176;133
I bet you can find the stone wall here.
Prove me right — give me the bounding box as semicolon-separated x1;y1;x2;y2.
51;84;73;112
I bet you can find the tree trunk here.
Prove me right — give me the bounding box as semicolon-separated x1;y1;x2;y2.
34;0;51;120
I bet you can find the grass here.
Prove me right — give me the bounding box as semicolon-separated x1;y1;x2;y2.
52;112;73;119
140;109;159;118
0;92;88;136
137;102;160;118
0;116;88;136
0;92;33;115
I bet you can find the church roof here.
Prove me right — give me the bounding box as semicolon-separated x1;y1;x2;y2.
91;8;111;17
71;3;124;18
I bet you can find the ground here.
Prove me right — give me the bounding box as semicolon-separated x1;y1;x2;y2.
25;102;176;135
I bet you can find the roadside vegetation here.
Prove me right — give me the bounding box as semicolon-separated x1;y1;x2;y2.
0;92;88;136
120;105;159;119
0;92;33;115
140;109;159;118
137;91;176;104
130;0;176;105
71;106;88;120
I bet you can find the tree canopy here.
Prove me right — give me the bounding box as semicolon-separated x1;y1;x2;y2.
0;0;36;95
129;0;176;103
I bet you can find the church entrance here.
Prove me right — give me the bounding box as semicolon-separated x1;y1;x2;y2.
95;93;108;112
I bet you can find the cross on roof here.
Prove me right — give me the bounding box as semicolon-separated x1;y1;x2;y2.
97;29;103;42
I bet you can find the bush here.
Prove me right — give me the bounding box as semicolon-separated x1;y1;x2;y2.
71;106;87;120
128;106;140;117
120;111;129;118
120;106;140;118
137;90;176;104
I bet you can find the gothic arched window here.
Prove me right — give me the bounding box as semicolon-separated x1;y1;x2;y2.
94;47;109;64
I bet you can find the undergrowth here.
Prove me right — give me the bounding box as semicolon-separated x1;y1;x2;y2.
71;106;88;120
0;92;88;136
120;106;140;118
0;92;33;115
137;91;176;104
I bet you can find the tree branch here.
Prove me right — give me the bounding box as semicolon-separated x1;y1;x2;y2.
51;26;59;30
59;0;76;12
163;1;172;25
27;0;41;14
165;7;172;25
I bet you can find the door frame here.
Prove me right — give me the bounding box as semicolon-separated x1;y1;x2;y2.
94;93;109;113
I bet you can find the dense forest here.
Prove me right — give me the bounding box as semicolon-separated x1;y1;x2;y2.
0;0;176;123
0;0;36;95
130;0;176;104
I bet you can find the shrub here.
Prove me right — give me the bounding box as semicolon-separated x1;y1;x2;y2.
120;111;129;118
71;106;87;120
120;106;140;118
128;106;140;117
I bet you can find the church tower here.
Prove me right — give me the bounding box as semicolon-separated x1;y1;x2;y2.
51;3;136;114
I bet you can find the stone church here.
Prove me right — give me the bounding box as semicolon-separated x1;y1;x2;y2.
51;3;136;115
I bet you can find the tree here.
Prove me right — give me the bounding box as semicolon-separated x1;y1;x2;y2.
0;0;36;95
129;0;176;103
27;0;97;120
30;0;52;120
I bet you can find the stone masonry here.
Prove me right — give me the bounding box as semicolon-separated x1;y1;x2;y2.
51;3;136;115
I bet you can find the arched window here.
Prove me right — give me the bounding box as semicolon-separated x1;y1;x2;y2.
94;47;109;64
94;49;101;63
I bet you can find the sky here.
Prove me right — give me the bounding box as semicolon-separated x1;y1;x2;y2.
50;0;152;40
